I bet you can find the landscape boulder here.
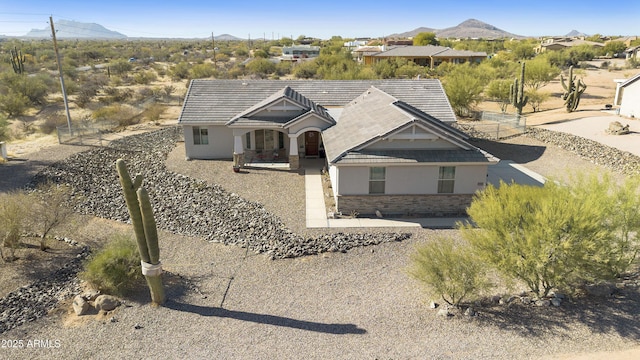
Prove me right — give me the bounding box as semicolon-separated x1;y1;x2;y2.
94;295;121;312
606;121;630;135
72;295;90;316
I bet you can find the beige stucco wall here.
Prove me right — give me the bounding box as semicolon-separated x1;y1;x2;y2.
183;125;234;160
620;81;640;118
335;164;488;196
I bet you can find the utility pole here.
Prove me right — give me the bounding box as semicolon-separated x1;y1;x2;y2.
50;16;72;134
211;32;216;64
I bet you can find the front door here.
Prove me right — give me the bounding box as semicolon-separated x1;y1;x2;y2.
305;131;319;157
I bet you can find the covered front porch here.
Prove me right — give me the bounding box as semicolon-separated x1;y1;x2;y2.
232;128;326;170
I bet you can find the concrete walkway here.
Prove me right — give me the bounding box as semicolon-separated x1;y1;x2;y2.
304;162;547;229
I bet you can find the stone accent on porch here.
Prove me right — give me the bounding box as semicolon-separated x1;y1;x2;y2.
233;153;244;167
289;155;299;169
336;194;473;217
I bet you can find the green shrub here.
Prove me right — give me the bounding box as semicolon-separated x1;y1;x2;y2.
408;237;490;306
0;191;29;262
461;172;640;297
80;234;142;296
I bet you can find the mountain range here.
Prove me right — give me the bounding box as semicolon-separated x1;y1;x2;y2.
10;19;586;40
24;19;127;39
387;19;526;39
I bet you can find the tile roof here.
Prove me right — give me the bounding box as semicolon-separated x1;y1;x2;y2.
225;86;334;128
322;86;489;165
369;45;486;58
178;79;456;125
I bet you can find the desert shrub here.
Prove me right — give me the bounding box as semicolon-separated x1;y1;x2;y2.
0;191;29;262
80;234;142;296
93;104;138;127
189;63;217;79
135;87;154;102
171;61;191;80
408;237;490;306
461;172;640;297
245;58;276;77
0;91;30;117
0;115;9;141
142;102;167;122
292;61;318;79
100;87;134;104
39;111;67;134
27;182;77;251
110;59;133;75
133;70;157;85
526;89;550;112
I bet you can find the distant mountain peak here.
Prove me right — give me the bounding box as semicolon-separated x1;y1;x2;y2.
457;19;498;30
388;18;524;40
566;29;588;37
24;20;126;39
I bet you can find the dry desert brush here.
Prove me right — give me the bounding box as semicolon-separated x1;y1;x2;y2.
408;236;491;306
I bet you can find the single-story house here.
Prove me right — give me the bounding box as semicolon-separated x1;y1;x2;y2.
178;79;499;216
535;38;604;53
362;45;487;68
281;45;320;60
617;73;640;118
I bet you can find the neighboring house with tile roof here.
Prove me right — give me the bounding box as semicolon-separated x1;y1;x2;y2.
178;79;498;216
535;38;604;53
362;45;487;68
618;73;640;118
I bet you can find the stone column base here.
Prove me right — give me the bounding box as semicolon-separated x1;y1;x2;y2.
289;155;299;169
233;153;244;167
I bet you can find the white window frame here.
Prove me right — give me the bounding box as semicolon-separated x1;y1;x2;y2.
369;167;386;194
193;126;208;145
438;166;455;193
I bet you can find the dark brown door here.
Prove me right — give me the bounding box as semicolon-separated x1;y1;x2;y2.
305;131;319;157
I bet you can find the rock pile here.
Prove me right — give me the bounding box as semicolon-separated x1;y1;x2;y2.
29;127;411;260
0;245;89;334
525;127;640;176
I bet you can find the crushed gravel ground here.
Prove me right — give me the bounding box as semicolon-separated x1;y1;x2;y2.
0;125;639;359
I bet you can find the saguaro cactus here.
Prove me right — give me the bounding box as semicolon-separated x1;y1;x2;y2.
560;66;587;113
116;159;165;305
510;61;528;115
10;47;25;74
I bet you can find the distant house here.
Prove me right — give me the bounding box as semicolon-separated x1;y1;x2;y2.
535;38;604;53
362;45;487;69
281;45;320;61
624;45;640;61
177;79;498;216
617;73;640;118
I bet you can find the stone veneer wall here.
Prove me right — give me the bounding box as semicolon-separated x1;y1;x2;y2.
289;155;299;169
337;194;473;216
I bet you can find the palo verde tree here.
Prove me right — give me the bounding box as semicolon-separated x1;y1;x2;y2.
413;32;439;46
484;79;512;112
460;172;640;298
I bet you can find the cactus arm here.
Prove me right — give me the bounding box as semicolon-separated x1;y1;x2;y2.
510;62;528;115
115;159;150;263
137;187;160;265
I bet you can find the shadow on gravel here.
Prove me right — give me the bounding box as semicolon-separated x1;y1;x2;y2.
474;292;640;339
468;139;546;164
165;300;367;335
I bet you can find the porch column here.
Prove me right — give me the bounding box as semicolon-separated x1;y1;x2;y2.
289;134;299;169
233;134;244;167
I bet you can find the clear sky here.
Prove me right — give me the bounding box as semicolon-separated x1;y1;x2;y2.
1;0;638;39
